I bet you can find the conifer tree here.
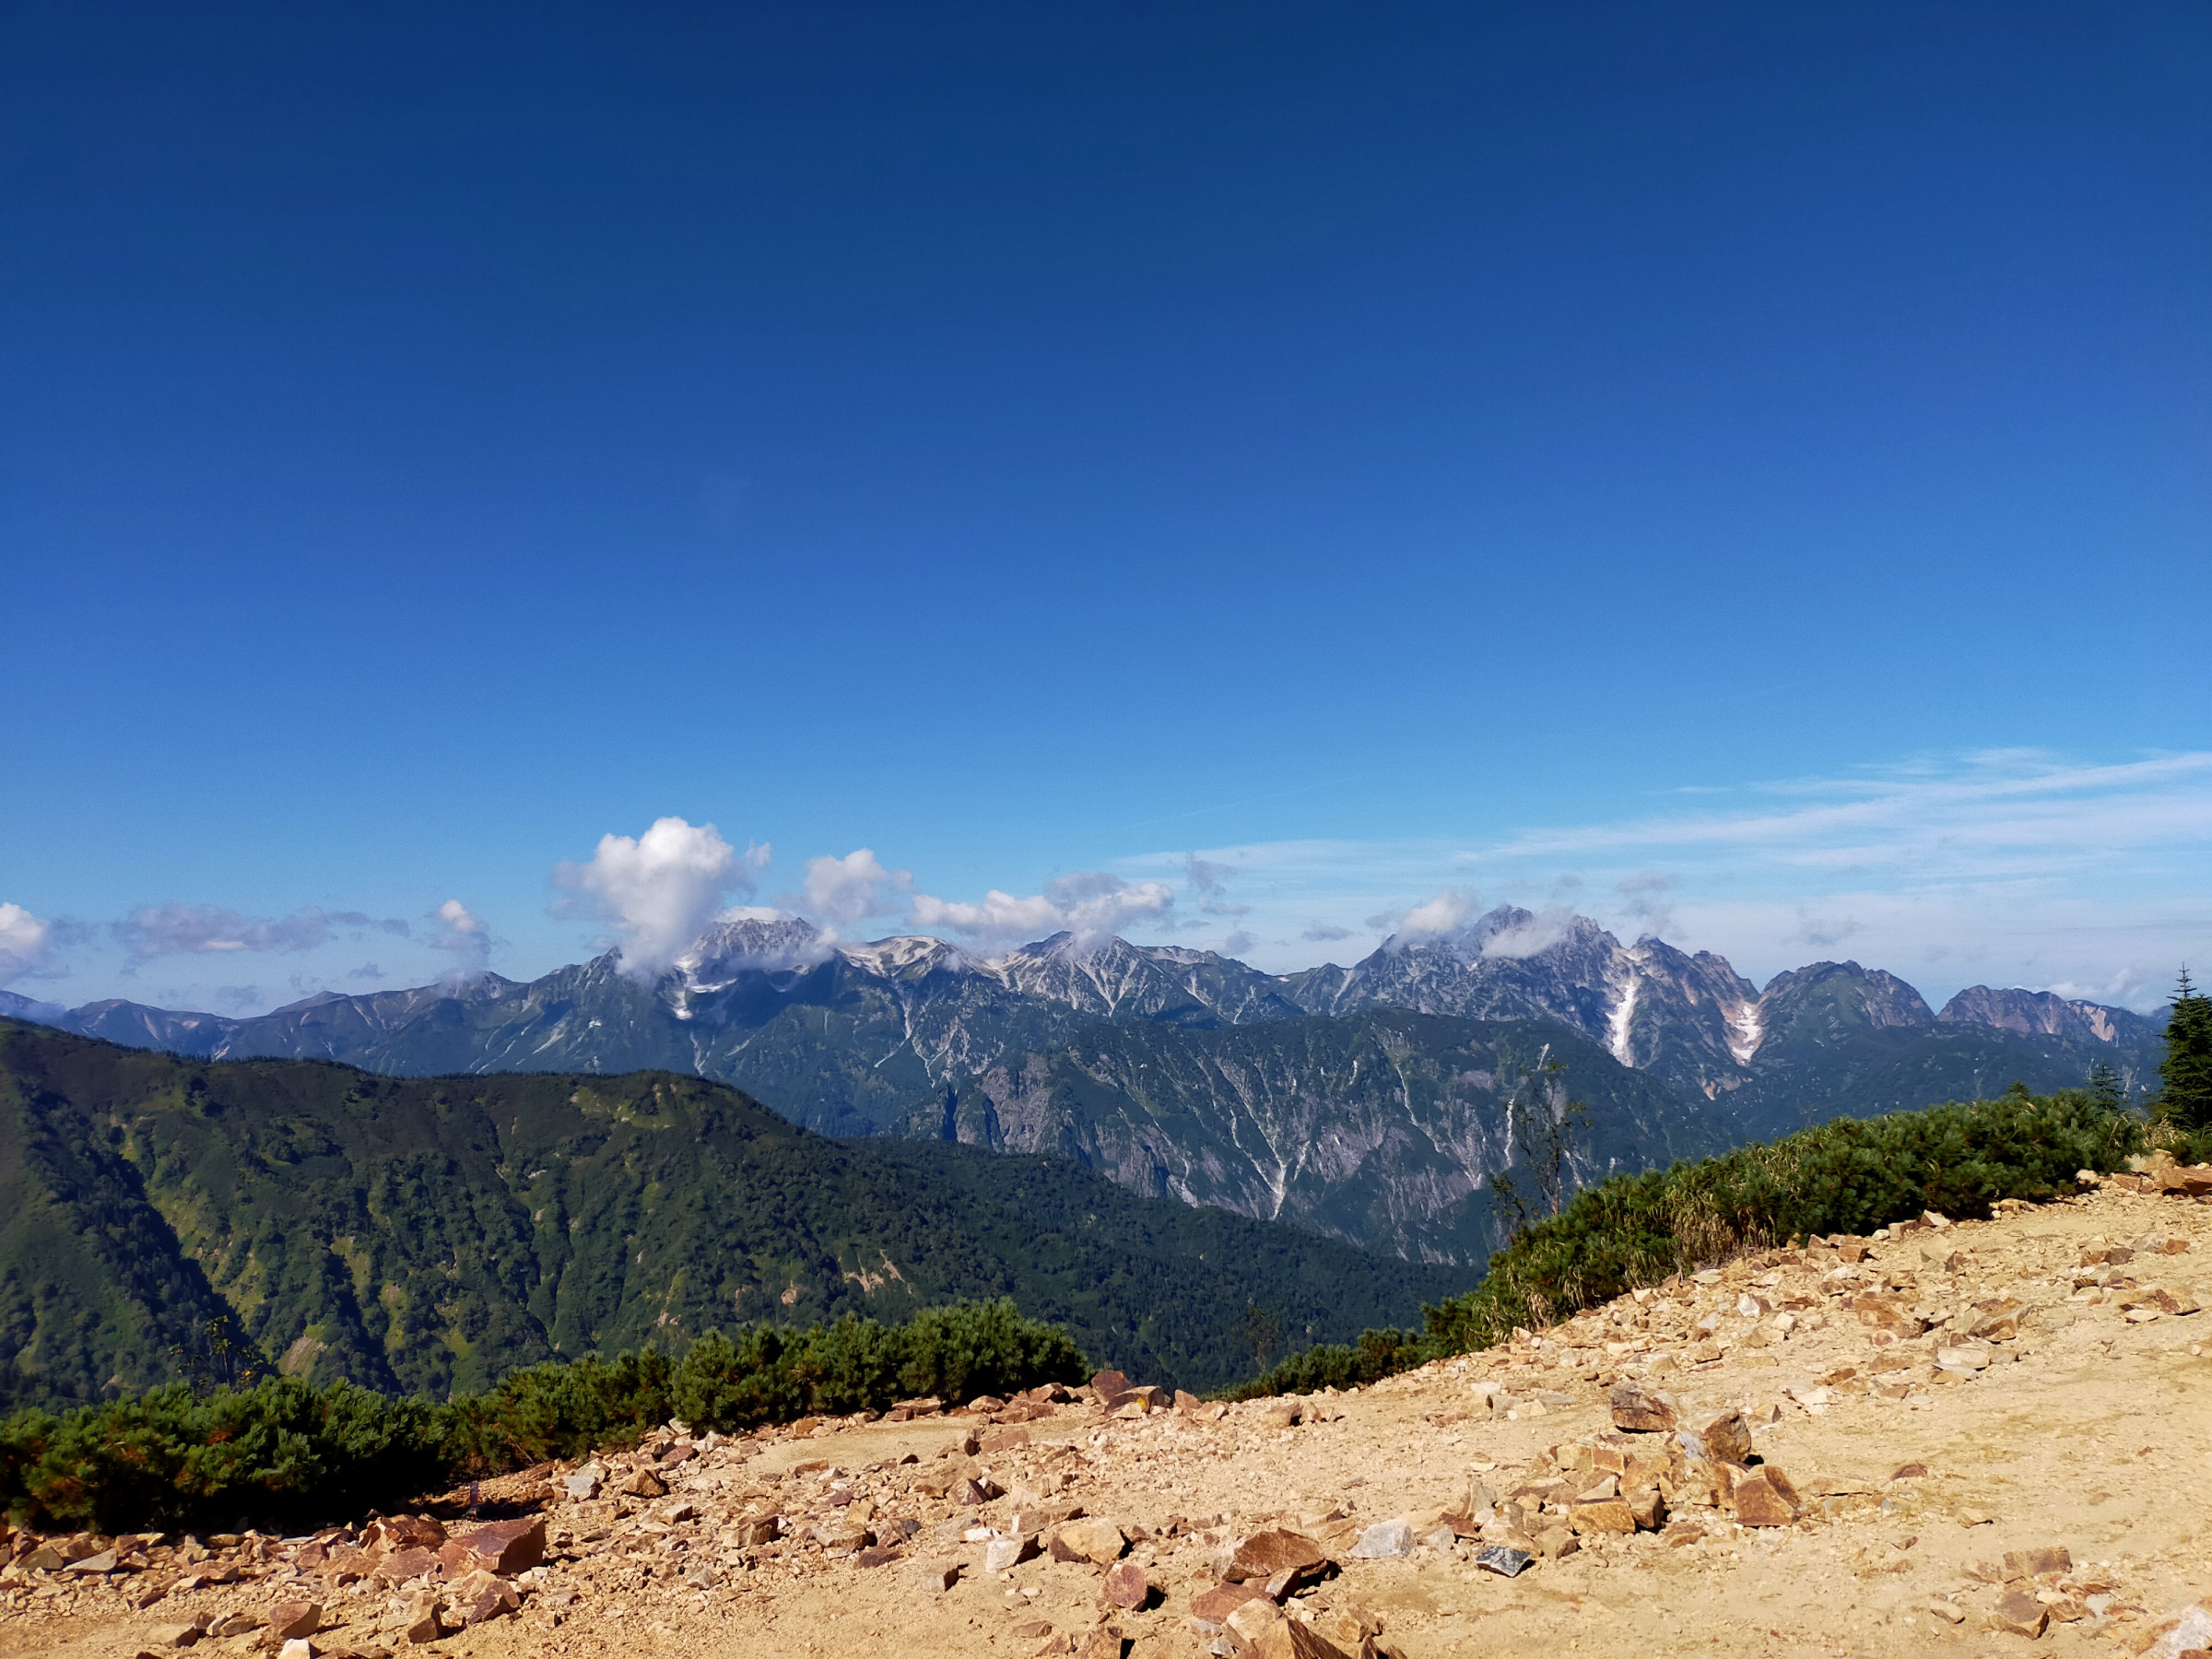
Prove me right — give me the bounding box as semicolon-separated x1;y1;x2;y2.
2155;969;2212;1134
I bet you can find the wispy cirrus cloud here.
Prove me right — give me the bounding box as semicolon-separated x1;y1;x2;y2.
1123;750;2212;1006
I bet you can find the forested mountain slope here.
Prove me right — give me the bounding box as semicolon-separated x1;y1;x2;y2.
0;1019;1469;1409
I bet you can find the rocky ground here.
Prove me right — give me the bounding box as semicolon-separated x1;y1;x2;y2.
8;1159;2212;1659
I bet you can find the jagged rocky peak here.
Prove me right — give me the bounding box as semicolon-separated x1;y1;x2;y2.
1939;985;2150;1046
836;933;972;980
680;913;827;980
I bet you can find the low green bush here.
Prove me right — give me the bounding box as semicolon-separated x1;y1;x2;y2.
1234;1087;2143;1399
1;1299;1084;1532
0;1377;446;1535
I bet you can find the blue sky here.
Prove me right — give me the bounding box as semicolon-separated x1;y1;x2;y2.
2;3;2206;1014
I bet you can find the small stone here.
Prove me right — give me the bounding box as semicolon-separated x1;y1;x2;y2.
267;1600;322;1641
401;1594;445;1645
1927;1601;1965;1625
276;1641;313;1659
1936;1345;1993;1373
983;1535;1040;1574
1535;1526;1579;1559
1731;1469;1801;1527
1102;1561;1148;1609
911;1559;962;1593
2004;1547;2072;1579
66;1548;120;1574
1989;1590;2049;1637
1056;1519;1128;1567
1892;1462;1928;1480
564;1465;603;1500
149;1624;203;1648
1475;1543;1535;1576
621;1466;667;1498
206;1615;261;1639
1348;1520;1414;1559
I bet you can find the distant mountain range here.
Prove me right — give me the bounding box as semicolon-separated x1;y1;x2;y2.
0;907;2164;1261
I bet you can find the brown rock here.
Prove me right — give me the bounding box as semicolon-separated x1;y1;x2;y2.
734;1517;780;1547
1101;1560;1148;1609
910;1560;962;1592
1226;1529;1328;1584
401;1593;445;1644
450;1568;519;1626
1175;1390;1202;1412
1700;1410;1755;1465
1626;1488;1667;1531
1535;1525;1579;1559
621;1466;667;1498
1891;1463;1929;1480
980;1427;1032;1453
1731;1469;1800;1527
1076;1629;1129;1659
1250;1621;1355;1659
2004;1547;2072;1579
1988;1591;2049;1637
1607;1379;1677;1432
1226;1600;1284;1646
452;1517;546;1576
364;1516;446;1554
1088;1370;1132;1403
22;1544;65;1571
854;1546;902;1569
1054;1519;1127;1567
1569;1500;1637;1536
266;1601;321;1641
1191;1583;1270;1626
373;1547;441;1585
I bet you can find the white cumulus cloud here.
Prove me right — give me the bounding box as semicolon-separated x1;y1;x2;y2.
428;899;492;973
0;903;54;984
552;817;770;982
788;850;914;935
912;871;1174;953
1394;888;1484;943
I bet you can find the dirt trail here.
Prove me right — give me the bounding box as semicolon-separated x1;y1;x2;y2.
9;1176;2211;1659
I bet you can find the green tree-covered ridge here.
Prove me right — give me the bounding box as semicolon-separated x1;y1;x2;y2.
0;1018;1465;1410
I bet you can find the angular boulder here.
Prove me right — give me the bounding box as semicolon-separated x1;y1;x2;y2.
1227;1529;1328;1583
1607;1381;1677;1433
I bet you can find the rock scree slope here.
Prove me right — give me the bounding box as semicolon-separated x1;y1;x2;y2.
9;1167;2212;1658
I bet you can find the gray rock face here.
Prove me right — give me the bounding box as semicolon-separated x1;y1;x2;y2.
6;906;2161;1247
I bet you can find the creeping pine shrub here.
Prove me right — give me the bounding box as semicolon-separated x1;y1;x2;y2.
1236;1088;2143;1398
0;1377;445;1535
0;1300;1088;1528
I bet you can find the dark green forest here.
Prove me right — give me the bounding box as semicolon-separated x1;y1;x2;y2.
0;1018;1467;1409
